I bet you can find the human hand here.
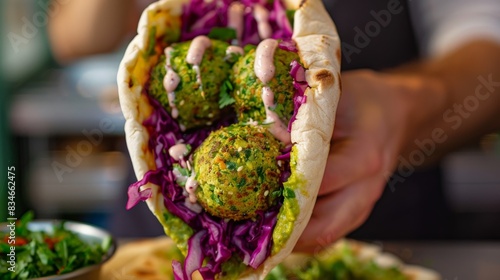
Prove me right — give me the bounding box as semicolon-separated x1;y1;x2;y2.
295;69;445;252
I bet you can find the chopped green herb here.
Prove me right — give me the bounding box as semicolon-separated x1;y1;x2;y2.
283;188;295;198
244;149;252;160
271;190;283;200
143;26;157;58
226;161;237;171
213;195;224;206
208;27;237;41
257;166;265;183
173;164;190;186
244;44;257;53
185;144;192;155
225;52;241;64
237;178;247;189
219;80;235;109
173;164;190;177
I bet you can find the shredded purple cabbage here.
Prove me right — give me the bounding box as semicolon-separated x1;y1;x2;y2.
126;1;309;279
278;39;298;52
181;0;293;45
270;0;293;39
126;179;152;210
232;210;278;269
288;60;308;133
181;0;229;41
184;230;207;278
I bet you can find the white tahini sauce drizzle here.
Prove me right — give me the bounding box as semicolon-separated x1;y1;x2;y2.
255;39;278;84
184;197;202;213
186;36;212;65
185;173;199;203
192;65;204;95
262;87;291;143
168;142;201;205
253;4;272;40
168;143;188;161
225;45;244;59
163;47;180;118
255;39;292;144
186;35;212;95
228;2;245;44
173;168;189;184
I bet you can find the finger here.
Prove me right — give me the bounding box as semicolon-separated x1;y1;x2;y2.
331;100;355;140
295;176;385;253
319;137;382;196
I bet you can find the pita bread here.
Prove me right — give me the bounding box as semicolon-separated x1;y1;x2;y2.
117;0;341;278
100;238;201;280
101;238;441;280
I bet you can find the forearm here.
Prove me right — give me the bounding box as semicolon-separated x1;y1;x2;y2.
48;0;137;63
398;40;500;164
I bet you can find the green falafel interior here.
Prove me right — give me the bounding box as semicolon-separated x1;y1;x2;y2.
117;0;342;279
193;124;283;221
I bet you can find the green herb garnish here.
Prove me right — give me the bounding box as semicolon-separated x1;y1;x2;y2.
208;27;237;41
1;212;111;280
244;44;257;53
143;26;157;58
219;80;235;109
237;178;247;189
271;190;283;200
226;161;237;171
283;188;295;198
173;164;191;186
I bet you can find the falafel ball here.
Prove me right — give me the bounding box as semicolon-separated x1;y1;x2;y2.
149;39;232;130
193;124;283;220
231;47;299;123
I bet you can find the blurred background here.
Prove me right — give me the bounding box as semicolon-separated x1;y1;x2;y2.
1;0;500;241
0;0;163;236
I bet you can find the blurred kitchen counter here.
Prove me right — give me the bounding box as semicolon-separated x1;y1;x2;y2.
382;241;500;280
10;54;125;136
8;54;129;221
114;238;500;280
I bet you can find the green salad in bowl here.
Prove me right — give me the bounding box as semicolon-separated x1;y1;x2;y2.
0;212;115;280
